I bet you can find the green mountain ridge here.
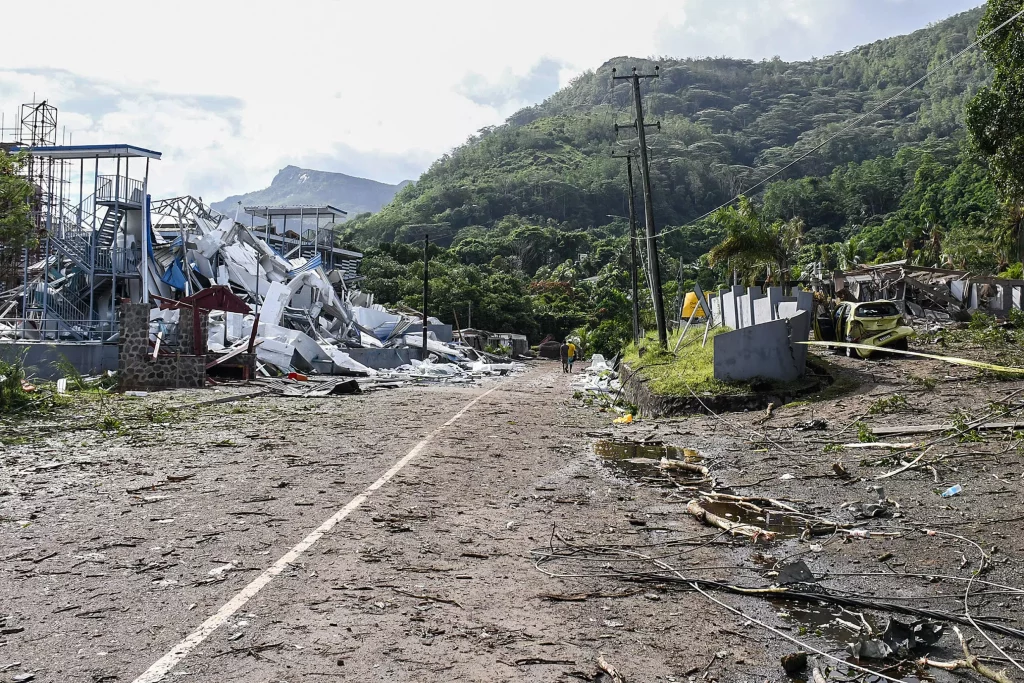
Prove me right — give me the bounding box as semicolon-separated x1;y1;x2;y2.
343;6;989;250
345;5;1014;353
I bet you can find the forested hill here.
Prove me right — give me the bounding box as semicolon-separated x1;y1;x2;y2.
342;7;987;254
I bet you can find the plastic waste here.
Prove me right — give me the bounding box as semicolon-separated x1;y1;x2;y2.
613;414;633;424
848;529;871;539
124;390;148;397
780;473;796;480
941;484;962;498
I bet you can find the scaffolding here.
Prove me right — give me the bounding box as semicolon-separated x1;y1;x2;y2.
1;99;161;341
0;101;70;292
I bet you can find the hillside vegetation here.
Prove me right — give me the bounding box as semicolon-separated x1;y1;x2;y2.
345;6;1018;354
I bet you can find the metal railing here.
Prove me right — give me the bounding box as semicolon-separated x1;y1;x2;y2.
31;284;91;322
0;317;117;342
97;175;144;206
94;246;142;275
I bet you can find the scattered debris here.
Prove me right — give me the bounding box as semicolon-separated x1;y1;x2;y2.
596;654;625;683
941;484;963;498
775;560;816;586
849;618;943;660
780;651;808;674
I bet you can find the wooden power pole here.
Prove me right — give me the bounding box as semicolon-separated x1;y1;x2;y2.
422;234;429;357
613;65;667;347
612;150;641;344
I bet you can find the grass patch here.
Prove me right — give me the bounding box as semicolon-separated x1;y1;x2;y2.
622;327;750;397
867;393;909;415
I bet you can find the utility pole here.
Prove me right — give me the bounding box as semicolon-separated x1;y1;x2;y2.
613;66;667;347
422;234;429;358
611;151;641;344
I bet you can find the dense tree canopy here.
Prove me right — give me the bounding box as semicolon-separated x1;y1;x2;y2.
348;6;1023;355
0;150;36;251
967;0;1024;260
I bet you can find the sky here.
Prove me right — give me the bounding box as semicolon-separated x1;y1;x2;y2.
0;0;982;202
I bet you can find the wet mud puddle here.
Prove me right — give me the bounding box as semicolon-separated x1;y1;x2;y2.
595;439;710;489
774;600;926;682
699;499;810;539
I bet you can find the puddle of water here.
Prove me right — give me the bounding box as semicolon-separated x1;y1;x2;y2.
775;599;880;642
595;440;707;488
774;600;923;683
700;500;807;539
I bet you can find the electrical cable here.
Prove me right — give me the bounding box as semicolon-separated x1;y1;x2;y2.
928;528;1024;674
633;6;1024;245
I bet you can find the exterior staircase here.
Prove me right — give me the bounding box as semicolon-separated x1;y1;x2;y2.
94;206;126;249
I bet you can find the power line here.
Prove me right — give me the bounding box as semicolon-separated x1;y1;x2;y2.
634;6;1024;244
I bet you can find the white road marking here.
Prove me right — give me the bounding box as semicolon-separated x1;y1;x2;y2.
131;385;499;682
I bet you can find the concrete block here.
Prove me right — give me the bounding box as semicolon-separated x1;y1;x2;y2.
722;292;737;329
767;287;784;320
777;301;800;319
737;295;751;328
788;310;810;370
753;297;774;326
796;289;814;312
714;317;801;383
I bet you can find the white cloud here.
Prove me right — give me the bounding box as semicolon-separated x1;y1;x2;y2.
0;0;981;200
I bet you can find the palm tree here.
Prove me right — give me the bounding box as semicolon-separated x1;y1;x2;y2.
708;197;801;287
834;237;863;271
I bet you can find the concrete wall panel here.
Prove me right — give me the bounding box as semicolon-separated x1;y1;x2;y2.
713;318;801;383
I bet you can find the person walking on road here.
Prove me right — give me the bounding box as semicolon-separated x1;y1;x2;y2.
559;341;570;373
567;340;577;373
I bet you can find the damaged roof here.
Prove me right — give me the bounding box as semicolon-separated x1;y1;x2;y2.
244;205;348;218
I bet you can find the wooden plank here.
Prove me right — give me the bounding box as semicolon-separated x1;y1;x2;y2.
871;421;1024;437
206;339;263;370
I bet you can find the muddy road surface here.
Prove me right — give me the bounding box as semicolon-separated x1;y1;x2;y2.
2;358;1024;682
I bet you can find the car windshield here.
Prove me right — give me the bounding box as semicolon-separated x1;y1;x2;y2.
856;302;900;317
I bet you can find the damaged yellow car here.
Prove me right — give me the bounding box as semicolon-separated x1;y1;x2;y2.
817;300;914;358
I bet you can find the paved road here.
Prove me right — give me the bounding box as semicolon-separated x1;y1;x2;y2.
6;362;706;682
6;357;1018;682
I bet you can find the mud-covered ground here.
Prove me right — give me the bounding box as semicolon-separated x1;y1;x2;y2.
1;351;1023;683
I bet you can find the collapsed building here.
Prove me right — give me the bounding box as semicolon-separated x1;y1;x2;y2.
835;261;1024;321
0;101;519;386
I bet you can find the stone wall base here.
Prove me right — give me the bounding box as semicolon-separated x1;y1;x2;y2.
619;361;832;419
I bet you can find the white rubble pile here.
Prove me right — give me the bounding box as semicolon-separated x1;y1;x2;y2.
571;354;621;397
378;356;525;384
147;214;376;376
147;208;519;378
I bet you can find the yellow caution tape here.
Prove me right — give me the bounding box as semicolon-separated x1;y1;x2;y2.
799;341;1024;375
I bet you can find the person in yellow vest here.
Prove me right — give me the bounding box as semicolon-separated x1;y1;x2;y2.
566;340;577;373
